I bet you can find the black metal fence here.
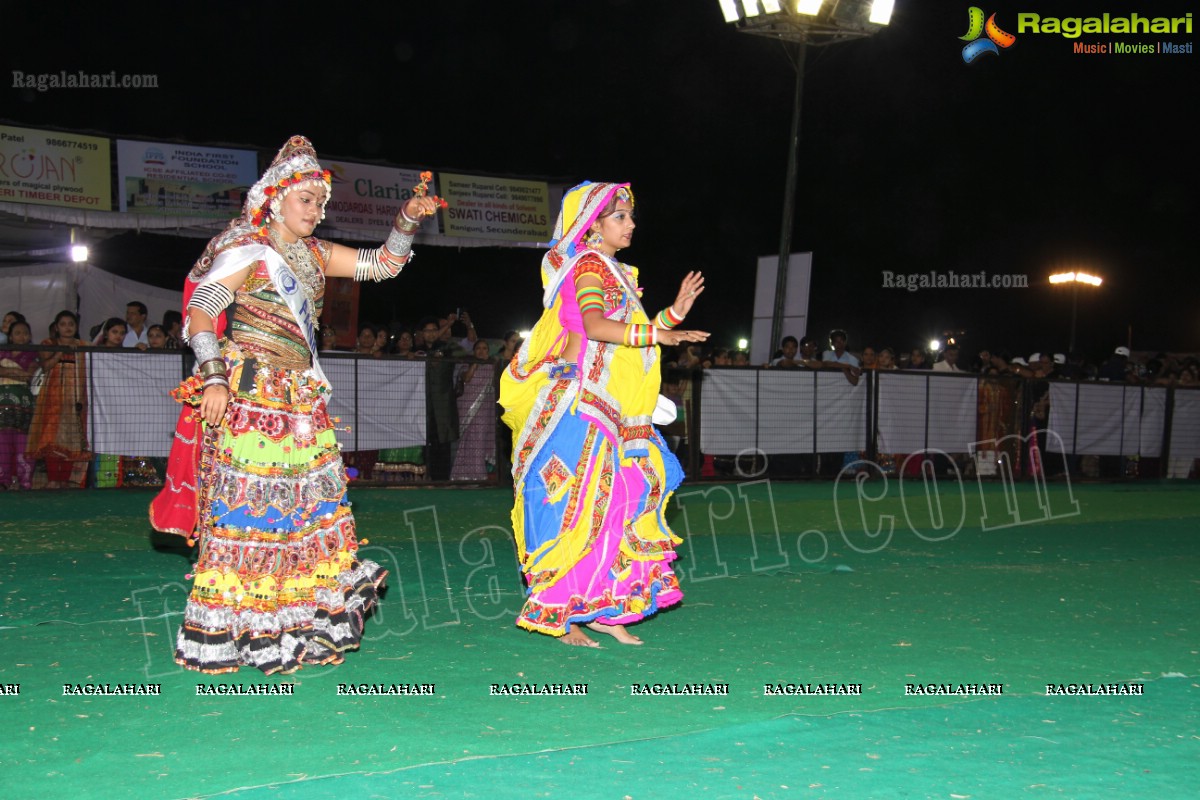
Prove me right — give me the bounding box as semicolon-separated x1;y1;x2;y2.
680;367;1200;481
0;345;507;490
3;346;1197;491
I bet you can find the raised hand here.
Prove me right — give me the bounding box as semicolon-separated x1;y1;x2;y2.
672;271;705;318
402;194;441;221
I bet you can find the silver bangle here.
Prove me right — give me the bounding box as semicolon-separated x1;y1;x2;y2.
387;226;415;257
190;331;220;365
187;282;235;326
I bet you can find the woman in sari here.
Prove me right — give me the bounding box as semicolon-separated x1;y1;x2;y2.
450;339;496;480
27;310;89;488
500;181;708;646
0;319;37;490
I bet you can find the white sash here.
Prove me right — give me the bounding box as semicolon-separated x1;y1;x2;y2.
203;243;329;392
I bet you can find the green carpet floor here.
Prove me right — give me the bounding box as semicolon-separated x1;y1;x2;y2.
1;481;1196;799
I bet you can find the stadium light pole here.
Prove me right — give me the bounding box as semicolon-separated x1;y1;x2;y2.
1048;271;1103;354
717;1;895;351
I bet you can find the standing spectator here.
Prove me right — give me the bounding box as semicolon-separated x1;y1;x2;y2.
450;339;496;480
876;347;898;370
1179;358;1200;386
439;313;472;356
373;325;390;356
343;323;386;477
453;310;479;348
823;329;861;385
353;323;380;356
0;319;37;490
146;324;169;349
392;329;416;358
906;347;931;370
797;336;822;368
497;330;522;364
860;346;878;370
492;330;522;484
162;310;183;349
932;344;964;372
95;317;128;347
975;351;1020;477
768;335;800;368
373;333;421;479
1008;356;1035;378
416;316;460;479
92;317;130;487
123;301;150;349
1;310;27;345
971;348;993;373
27;310;90;489
1098;346;1131;382
1033;352;1056;378
319;323;339;352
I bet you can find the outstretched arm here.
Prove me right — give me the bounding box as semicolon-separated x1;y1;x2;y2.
576;273;709;348
325;194;441;278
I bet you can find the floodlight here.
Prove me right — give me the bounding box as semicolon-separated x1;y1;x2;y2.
71;245;89;262
869;0;895;25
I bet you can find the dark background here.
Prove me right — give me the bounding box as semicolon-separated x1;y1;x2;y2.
3;1;1195;361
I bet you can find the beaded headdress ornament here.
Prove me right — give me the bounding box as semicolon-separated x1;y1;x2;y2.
243;135;333;230
540;180;634;305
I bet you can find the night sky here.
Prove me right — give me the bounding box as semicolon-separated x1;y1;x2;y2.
3;1;1196;361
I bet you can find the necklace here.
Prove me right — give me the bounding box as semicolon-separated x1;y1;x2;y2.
268;228;323;303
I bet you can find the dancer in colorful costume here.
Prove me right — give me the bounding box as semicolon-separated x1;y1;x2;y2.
150;136;443;673
500;181;708;646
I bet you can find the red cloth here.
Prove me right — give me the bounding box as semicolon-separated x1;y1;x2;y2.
148;283;227;541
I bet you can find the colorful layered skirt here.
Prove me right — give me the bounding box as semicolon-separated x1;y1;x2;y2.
173;354;386;674
515;408;684;635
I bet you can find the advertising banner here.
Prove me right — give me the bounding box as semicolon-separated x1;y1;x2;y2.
439;173;551;243
116;139;257;217
324;160;440;236
0;125;111;210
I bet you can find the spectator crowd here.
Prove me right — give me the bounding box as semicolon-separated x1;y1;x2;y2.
3;303;1197;492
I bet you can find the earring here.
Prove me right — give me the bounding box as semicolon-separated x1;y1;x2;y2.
584;231;603;250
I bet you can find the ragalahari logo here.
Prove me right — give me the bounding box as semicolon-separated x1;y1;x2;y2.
960;7;1016;63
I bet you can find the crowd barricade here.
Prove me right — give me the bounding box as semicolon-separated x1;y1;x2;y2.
690;367;1200;481
2;344;503;490
6;346;1198;489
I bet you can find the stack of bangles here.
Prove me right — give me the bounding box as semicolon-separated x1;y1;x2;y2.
624;324;657;347
655;306;685;329
354;217;417;283
199;358;229;389
623;307;684;348
188;331;228;390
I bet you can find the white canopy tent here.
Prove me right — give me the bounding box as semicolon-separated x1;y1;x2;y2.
0;215;183;338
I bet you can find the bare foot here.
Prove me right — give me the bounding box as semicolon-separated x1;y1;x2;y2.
559;628;600;648
586;622;643;645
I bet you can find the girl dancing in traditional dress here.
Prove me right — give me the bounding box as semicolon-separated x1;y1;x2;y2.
500;181;707;646
151;136;441;673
